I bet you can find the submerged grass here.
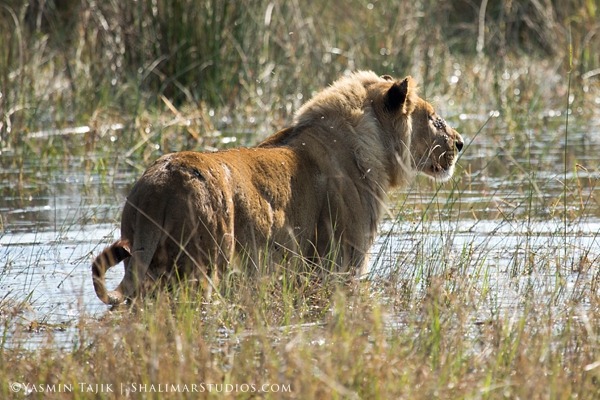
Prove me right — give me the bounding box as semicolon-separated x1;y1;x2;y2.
1;0;600;399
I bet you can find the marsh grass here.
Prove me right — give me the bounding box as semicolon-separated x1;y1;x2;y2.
1;1;598;151
2;257;599;399
1;0;600;399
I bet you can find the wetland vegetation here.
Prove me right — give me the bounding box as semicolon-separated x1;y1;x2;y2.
1;0;599;398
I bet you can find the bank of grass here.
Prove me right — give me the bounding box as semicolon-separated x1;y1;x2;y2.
1;259;599;399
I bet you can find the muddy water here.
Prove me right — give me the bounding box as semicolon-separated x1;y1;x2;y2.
1;114;599;347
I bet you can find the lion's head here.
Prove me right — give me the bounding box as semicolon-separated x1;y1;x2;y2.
288;71;463;188
372;73;464;184
408;95;463;182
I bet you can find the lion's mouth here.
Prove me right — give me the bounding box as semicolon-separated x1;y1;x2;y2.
420;152;457;182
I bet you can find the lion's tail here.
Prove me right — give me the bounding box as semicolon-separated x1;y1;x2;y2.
92;239;131;305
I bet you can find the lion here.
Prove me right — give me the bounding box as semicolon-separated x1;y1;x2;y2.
92;71;464;305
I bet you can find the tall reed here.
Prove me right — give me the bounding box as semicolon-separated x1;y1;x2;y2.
1;0;598;148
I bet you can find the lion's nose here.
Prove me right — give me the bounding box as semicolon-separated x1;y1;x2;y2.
453;131;464;152
455;139;464;152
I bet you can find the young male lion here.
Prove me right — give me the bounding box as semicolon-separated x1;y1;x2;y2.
92;71;464;305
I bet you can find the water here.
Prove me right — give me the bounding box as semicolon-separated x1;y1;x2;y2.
1;114;599;347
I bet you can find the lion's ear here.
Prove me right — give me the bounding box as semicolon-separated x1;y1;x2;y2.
384;76;416;115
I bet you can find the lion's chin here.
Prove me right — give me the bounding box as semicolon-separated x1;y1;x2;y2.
421;162;456;182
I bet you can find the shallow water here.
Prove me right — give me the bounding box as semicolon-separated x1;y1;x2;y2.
1;113;599;347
